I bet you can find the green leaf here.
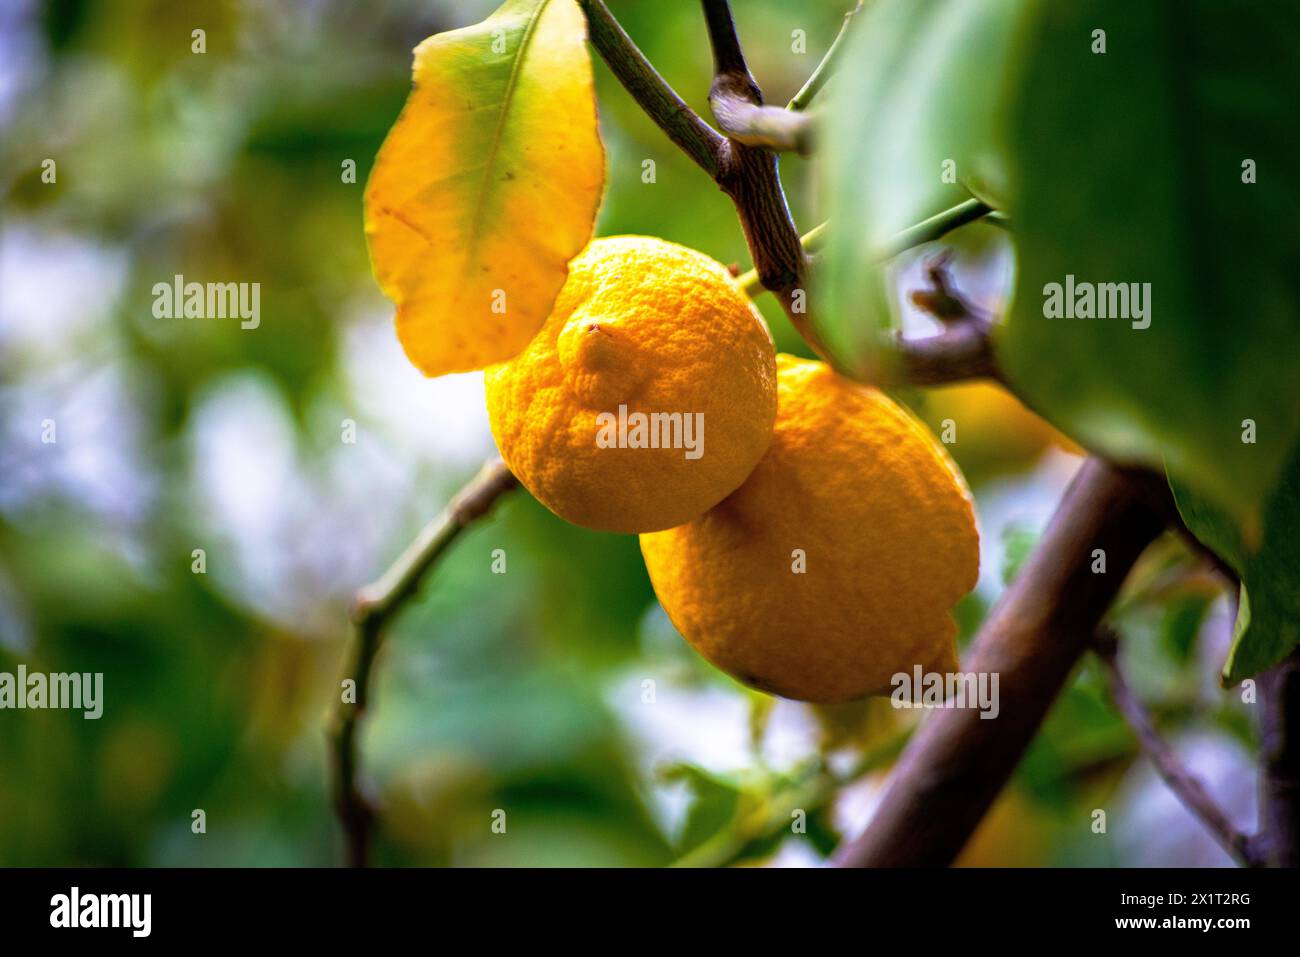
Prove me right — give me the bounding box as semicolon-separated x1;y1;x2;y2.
659;763;742;853
1000;521;1039;586
819;0;1030;379
1002;0;1300;524
1159;593;1213;667
1171;443;1300;684
822;0;1300;516
802;807;842;858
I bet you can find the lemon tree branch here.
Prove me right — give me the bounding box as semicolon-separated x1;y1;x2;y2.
577;0;726;177
737;199;993;296
893;251;1002;386
894;316;1000;386
832;459;1176;867
701;0;814;154
694;0;825;355
737;200;1001;387
709;97;815;154
1092;628;1263;867
583;0;996;382
1258;647;1300;866
737;221;827;295
327;458;518;866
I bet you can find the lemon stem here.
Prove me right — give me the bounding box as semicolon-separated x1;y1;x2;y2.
787;1;866;112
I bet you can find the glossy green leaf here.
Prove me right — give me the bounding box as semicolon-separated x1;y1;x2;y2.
1002;0;1300;524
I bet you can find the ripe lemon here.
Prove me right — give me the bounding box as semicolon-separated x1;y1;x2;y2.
485;236;777;533
640;355;980;703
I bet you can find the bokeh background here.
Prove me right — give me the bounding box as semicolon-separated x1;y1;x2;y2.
0;0;1256;866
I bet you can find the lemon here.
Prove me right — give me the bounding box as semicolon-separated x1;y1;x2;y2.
486;236;777;533
640;355;980;702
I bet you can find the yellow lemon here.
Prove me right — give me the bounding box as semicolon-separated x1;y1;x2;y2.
486;236;777;533
640;355;979;702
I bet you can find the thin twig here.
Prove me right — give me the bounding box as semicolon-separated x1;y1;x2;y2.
327;459;518;866
875;197;992;261
578;0;813;351
577;0;726;177
895;251;1001;385
788;1;865;111
737;198;993;296
1092;629;1263;867
583;0;1002;388
700;0;750;78
894;321;1000;385
694;0;819;355
868;201;1001;384
908;250;966;320
746;203;999;387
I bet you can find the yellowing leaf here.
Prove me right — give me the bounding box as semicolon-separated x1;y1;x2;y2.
364;0;605;376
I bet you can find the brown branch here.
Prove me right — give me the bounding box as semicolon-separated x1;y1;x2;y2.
736;221;827;296
583;0;997;385
1093;629;1263;867
832;458;1175;867
700;0;750;78
702;2;814;155
709;97;815;154
577;0;726;177
894;250;1001;386
1258;647;1300;866
327;459;518;866
695;0;826;356
894;321;1000;386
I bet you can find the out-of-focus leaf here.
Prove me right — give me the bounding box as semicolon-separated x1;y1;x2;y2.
1000;520;1039;587
660;763;743;853
1019;673;1132;807
1159;593;1213;667
1171;445;1300;684
364;0;604;375
819;0;1027;378
802;807;841;858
